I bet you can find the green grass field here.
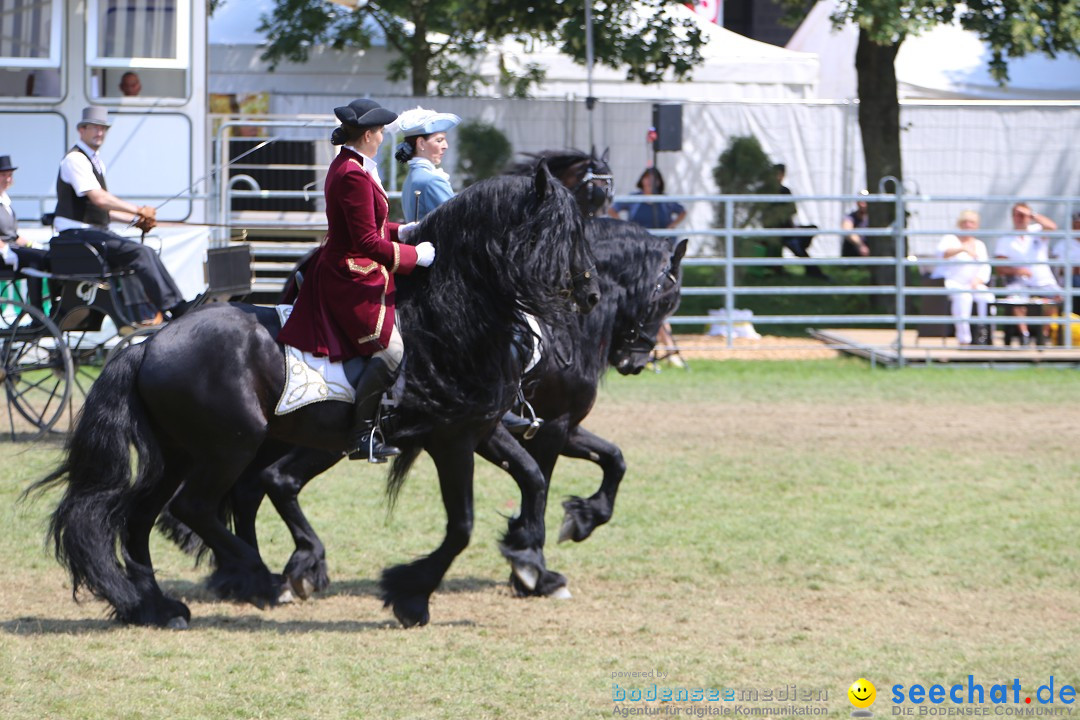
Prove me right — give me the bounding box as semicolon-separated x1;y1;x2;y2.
1;359;1078;719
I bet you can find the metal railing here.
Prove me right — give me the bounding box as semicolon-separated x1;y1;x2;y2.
633;188;1079;366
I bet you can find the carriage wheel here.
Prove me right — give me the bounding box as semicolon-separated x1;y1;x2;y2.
0;300;74;440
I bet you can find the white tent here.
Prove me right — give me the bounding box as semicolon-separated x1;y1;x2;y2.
209;2;818;101
487;4;818;101
787;0;1080;101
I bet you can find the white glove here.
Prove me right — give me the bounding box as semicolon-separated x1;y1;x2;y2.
414;241;435;268
398;221;419;241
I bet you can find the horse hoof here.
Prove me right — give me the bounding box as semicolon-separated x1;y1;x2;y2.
512;563;539;591
277;588;295;604
166;616;189;630
550;586;573;600
289;575;315;601
557;515;578;543
391;596;431;628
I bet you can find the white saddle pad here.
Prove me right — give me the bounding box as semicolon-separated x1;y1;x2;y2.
275;305;355;415
524;313;543;373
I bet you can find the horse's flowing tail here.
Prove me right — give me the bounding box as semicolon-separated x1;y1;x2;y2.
24;342;161;616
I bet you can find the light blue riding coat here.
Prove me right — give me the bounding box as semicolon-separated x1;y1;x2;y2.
401;158;455;222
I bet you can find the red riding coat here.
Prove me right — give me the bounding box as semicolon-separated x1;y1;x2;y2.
278;147;420;361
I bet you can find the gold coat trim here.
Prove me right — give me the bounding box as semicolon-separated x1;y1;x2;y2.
355;266;390;346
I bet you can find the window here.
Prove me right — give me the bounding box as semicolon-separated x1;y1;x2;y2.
87;0;190;100
0;0;62;65
88;0;189;68
0;0;63;98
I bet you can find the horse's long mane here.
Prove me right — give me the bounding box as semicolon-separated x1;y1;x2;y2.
563;218;679;380
393;171;585;438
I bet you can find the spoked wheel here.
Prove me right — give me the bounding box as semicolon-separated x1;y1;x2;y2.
61;326;113;401
0;300;75;440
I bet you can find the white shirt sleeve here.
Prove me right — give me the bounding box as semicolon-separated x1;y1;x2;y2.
59;152;102;197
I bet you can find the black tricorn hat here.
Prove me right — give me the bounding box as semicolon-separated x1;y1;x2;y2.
334;98;397;128
0;155;16;172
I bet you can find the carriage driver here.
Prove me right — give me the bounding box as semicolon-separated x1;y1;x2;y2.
277;99;435;462
51;106;190;325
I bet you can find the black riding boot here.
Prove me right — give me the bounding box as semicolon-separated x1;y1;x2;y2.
346;356;401;463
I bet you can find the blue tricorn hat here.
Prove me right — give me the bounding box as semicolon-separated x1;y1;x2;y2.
334;98;397;128
390;107;462;137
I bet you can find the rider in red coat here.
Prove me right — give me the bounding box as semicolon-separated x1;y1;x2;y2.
278;98;435;462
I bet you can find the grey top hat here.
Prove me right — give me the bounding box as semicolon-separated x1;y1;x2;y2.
334;98;397;129
0;155;16;172
78;106;112;127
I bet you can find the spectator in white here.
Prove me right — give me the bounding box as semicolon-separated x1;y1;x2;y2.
930;210;993;346
995;202;1060;344
1051;211;1080;288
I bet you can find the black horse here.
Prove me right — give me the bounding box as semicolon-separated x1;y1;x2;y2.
188;218;687;606
27;165;598;629
507;148;613;217
485;219;687;597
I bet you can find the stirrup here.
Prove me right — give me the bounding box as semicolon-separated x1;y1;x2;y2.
515;393;543;441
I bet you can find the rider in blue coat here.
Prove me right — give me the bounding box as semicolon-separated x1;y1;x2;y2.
394;107;461;222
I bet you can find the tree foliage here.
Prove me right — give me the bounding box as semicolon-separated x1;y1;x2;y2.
455;121;513;187
713;136;788;230
250;0;706;96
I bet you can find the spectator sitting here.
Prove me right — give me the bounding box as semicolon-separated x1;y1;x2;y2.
841;193;870;257
769;163;825;279
995;202;1060;346
930;210;994;347
1051;211;1080;288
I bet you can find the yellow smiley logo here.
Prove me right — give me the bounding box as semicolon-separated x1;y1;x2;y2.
848;678;876;708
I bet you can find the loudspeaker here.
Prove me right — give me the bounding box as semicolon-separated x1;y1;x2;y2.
652;103;683;152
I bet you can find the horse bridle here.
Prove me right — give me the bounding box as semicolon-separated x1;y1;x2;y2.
569;162;614;212
615;265;679;356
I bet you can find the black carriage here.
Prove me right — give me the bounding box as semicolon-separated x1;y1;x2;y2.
1;237;252;439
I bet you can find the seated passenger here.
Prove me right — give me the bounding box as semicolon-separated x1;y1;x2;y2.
0;154;49;312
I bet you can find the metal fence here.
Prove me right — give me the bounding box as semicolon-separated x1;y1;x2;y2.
626;186;1079;365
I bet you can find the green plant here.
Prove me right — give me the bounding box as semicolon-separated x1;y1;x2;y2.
712;135;790;266
455;121;513;188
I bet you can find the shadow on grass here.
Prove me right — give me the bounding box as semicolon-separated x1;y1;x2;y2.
2;575;502;634
161;575;503;602
0;614;477;635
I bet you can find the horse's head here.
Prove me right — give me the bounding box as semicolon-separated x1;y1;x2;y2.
568;147;614;217
507;149;613;218
611;237;687;374
531;161;601;313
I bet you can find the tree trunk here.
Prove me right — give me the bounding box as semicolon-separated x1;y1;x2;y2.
410;12;430;96
855;28;903;309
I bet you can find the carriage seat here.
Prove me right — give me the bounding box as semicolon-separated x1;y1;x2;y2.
47;240;132;280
